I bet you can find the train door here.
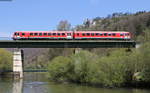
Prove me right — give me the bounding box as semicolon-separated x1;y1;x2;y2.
66;32;72;39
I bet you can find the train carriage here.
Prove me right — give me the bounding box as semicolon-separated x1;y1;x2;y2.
74;31;131;40
13;31;73;40
13;31;131;40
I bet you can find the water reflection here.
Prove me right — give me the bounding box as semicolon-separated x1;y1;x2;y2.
24;81;47;93
0;73;150;93
13;79;23;93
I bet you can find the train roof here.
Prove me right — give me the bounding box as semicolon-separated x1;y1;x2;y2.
14;31;129;33
74;31;129;33
15;31;73;33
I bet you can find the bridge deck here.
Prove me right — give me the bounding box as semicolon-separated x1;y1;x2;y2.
0;40;136;48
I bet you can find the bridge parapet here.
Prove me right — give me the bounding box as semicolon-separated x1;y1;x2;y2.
0;40;136;48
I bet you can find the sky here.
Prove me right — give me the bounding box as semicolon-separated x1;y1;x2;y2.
0;0;150;37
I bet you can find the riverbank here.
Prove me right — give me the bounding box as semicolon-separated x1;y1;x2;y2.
0;72;13;78
48;75;150;89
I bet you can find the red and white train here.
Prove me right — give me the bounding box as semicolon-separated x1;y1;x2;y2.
12;31;131;40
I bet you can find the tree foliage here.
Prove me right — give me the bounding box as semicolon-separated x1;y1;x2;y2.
57;20;71;31
47;56;72;81
0;49;12;71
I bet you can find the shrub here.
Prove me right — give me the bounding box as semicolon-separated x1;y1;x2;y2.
0;49;12;71
69;50;98;83
47;56;71;81
47;43;150;87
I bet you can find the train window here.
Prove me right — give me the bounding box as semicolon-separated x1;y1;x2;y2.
125;33;129;36
30;33;33;36
22;33;25;36
91;33;94;36
104;33;107;36
82;33;85;36
48;33;51;36
43;33;47;36
34;33;38;36
77;33;79;36
57;33;61;36
15;33;19;35
108;33;111;36
67;33;71;36
112;33;116;36
53;33;56;36
96;33;99;36
99;33;103;36
62;33;65;36
39;33;42;36
120;33;123;36
86;33;90;36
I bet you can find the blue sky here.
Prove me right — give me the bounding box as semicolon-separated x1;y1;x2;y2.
0;0;150;37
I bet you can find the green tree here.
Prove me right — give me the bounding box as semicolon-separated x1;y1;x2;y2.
57;20;71;31
70;51;98;83
138;42;150;82
0;49;12;71
137;28;150;42
47;56;71;81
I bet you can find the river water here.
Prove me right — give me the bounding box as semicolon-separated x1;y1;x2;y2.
0;72;150;93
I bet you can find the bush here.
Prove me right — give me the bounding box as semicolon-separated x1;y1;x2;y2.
137;28;150;42
96;49;131;87
69;51;98;83
47;56;71;81
47;42;150;87
138;42;150;82
47;50;130;87
0;49;12;71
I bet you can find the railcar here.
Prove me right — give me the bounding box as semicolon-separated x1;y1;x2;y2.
12;31;131;40
74;31;131;40
13;31;73;40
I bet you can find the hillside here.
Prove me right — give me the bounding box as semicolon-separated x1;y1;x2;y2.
75;11;150;39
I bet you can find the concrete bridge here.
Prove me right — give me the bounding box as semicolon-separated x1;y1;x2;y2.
0;40;136;79
0;40;135;48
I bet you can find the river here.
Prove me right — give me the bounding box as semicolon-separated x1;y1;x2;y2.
0;72;150;93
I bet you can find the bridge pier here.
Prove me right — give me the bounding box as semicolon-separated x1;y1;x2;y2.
13;49;24;79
